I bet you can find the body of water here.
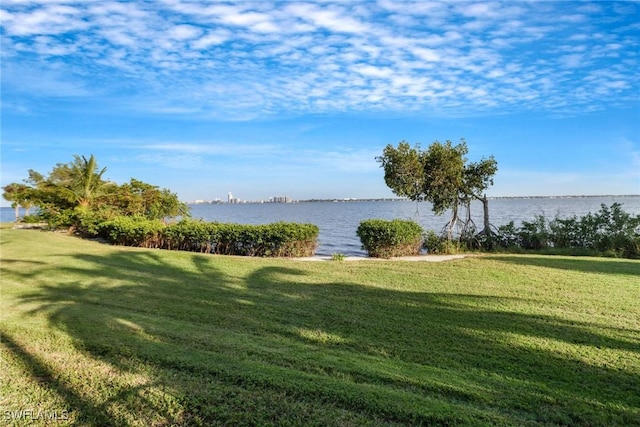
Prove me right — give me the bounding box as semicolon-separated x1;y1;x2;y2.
3;196;639;256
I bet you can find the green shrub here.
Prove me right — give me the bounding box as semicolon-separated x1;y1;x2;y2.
588;203;640;258
163;219;218;253
161;220;318;257
472;229;499;251
252;222;319;257
496;221;520;248
492;203;640;258
39;209;77;231
101;216;164;248
441;239;468;254
549;216;582;249
423;230;445;254
331;253;346;261
519;215;551;250
21;215;42;224
75;208;122;236
357;219;423;258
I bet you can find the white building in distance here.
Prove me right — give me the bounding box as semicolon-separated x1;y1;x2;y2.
271;196;292;203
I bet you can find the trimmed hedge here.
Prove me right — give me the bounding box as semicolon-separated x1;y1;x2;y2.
101;216;164;247
101;217;319;257
357;219;423;258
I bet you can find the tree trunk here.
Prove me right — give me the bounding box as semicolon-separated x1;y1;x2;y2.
481;194;490;236
447;203;460;241
460;201;474;239
13;203;19;222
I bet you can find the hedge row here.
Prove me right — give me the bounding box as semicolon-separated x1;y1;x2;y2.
100;217;319;257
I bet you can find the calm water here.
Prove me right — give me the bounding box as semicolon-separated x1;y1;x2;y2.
3;196;639;256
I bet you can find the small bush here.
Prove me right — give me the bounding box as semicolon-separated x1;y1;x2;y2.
260;222;319;257
441;239;467;254
357;219;423;258
331;253;346;261
519;215;551;250
39;209;78;231
21;215;42;224
472;229;499;251
424;230;478;254
496;221;520;248
423;230;445;254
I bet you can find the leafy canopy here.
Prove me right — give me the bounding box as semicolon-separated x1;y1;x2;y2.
2;154;189;229
377;141;427;202
377;139;498;215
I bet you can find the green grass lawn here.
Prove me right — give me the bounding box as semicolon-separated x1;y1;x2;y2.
1;228;639;426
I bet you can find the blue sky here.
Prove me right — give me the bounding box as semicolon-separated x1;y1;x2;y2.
1;1;639;204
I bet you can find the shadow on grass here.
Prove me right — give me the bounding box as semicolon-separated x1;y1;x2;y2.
0;331;117;426
485;254;640;276
5;249;640;426
1;329;179;426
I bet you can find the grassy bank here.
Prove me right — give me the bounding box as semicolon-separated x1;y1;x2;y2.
1;228;639;426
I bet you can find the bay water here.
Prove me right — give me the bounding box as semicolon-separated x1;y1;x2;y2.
3;195;638;256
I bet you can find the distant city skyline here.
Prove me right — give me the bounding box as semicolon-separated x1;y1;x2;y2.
192;193;295;204
1;1;638;206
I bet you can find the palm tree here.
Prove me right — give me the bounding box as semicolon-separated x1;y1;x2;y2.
65;154;109;207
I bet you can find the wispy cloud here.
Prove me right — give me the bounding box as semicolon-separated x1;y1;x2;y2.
1;1;638;119
141;142;281;157
127;140;381;177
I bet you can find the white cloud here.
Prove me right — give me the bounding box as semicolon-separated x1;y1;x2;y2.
168;24;202;40
353;65;393;78
410;47;441;62
1;0;638;118
286;3;369;34
457;2;499;18
191;31;229;49
1;4;88;36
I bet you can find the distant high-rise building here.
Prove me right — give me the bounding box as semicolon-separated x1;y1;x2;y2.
272;196;292;203
228;192;233;203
